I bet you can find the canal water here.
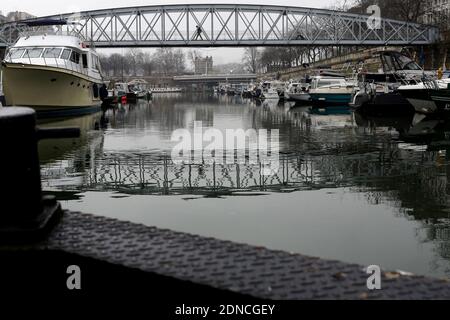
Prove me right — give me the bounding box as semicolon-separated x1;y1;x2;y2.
39;94;450;279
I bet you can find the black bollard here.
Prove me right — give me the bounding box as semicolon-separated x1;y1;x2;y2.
0;107;80;242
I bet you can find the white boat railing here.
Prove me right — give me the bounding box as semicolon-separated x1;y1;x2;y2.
19;25;90;44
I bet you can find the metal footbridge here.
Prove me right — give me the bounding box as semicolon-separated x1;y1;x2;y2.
0;4;439;48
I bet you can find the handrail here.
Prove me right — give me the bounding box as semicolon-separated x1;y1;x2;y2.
6;54;91;78
25;50;31;65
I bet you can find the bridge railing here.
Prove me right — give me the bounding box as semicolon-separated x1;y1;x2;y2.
0;4;440;48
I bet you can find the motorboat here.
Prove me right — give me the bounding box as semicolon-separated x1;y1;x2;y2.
114;82;136;102
285;81;311;102
351;50;433;114
398;78;450;114
260;81;281;100
308;76;356;105
1;19;104;113
129;84;147;99
128;79;149;99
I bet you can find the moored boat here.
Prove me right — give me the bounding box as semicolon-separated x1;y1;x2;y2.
398;79;450;115
285;81;311;103
260;81;280;100
114;82;136;102
351;50;433;115
1;20;104;113
308;76;356;105
128;79;149;99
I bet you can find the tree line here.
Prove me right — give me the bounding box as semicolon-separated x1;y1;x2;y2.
243;46;352;74
99;48;186;77
242;0;447;74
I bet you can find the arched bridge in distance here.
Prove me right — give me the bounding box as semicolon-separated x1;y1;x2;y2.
0;4;440;48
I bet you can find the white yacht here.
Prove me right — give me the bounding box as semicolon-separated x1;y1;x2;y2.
285;81;311;102
1;21;104;112
261;81;281;100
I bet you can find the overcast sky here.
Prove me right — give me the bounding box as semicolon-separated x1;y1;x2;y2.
0;0;340;65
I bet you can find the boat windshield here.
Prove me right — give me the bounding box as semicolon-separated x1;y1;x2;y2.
316;79;344;88
394;53;422;71
381;52;422;72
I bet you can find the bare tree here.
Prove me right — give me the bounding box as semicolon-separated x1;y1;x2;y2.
187;49;203;70
173;49;186;74
106;53;130;78
153;48;186;75
126;48;144;76
242;47;260;73
98;53;112;76
141;52;155;76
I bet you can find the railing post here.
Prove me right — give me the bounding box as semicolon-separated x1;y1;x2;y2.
26;50;31;65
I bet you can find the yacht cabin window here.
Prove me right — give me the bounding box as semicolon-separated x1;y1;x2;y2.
315;79;343;88
24;48;43;58
8;48;25;59
6;47;91;69
82;54;88;68
43;48;62;58
61;49;71;60
70;51;80;64
91;54;101;71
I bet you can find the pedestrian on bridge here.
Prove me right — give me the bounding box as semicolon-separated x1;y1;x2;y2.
195;25;204;40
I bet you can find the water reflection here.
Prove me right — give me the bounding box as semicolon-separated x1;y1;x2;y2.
38;95;450;278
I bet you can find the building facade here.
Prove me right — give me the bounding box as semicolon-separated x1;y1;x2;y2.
0;11;6;24
194;56;213;75
422;0;450;26
5;11;35;22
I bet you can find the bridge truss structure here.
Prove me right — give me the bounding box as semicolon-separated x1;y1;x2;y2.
0;4;439;48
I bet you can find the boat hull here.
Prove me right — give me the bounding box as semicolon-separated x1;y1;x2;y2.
399;88;450;114
352;92;414;115
286;92;311;102
309;93;352;105
1;62;102;111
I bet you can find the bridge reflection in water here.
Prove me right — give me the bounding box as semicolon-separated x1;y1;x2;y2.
37;96;450;276
39;98;450;217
